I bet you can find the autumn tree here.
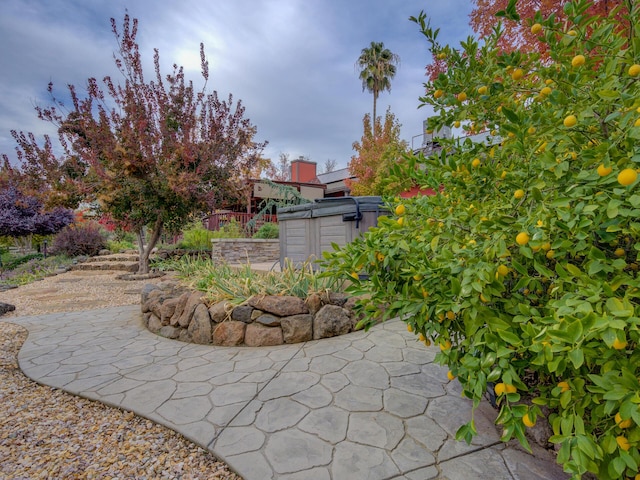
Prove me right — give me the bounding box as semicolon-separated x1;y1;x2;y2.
470;0;629;53
17;15;266;274
425;0;631;80
356;42;400;134
347;108;409;196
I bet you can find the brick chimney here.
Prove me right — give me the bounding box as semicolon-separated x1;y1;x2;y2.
290;159;317;183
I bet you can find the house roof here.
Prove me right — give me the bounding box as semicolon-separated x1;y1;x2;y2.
317;167;354;184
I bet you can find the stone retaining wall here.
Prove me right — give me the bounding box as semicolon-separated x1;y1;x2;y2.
141;281;359;346
211;239;279;264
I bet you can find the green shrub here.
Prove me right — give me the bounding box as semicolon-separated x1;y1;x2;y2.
210;219;245;239
179;221;215;250
253;223;279;239
323;2;640;478
107;239;135;253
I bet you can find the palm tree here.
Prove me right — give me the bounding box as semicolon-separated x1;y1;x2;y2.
356;41;400;135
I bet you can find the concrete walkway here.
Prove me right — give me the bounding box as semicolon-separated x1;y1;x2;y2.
9;306;567;479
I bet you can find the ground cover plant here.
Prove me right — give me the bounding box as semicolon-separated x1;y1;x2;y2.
158;256;343;305
323;1;640;478
0;254;74;286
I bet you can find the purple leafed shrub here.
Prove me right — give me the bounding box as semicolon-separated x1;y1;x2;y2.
0;186;74;237
52;222;107;257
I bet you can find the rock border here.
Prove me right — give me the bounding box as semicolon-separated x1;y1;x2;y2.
141;281;361;346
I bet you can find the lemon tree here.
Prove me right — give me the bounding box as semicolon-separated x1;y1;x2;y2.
323;1;640;478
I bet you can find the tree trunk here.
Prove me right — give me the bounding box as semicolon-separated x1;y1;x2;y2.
136;218;163;274
372;90;378;137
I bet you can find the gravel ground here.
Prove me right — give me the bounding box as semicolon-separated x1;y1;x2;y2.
0;270;242;480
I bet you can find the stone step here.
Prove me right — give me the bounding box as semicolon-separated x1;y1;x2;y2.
71;261;138;272
86;253;140;263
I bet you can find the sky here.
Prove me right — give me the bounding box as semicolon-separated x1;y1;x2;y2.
0;0;474;171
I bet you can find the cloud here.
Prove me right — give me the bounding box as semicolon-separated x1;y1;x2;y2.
0;0;475;169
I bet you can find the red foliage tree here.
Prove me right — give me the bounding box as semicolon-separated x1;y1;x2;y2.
424;0;631;80
16;14;266;273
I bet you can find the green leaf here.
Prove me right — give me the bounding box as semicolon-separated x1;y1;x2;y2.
568;348;584;368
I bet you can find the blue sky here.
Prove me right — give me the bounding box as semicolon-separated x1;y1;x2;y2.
0;0;474;170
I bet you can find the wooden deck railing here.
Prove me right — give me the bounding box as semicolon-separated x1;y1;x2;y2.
205;212;278;233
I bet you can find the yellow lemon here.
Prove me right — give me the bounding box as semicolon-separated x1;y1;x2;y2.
454;120;461;128
447;371;456;381
616;435;631;451
618;168;638;186
516;232;530;246
545;79;554;85
477;85;488;95
397;217;404;226
511;68;524;81
563;115;577;128
395;204;406;216
615;248;625;257
527;126;536;134
540;86;552;96
635;118;640;127
440;340;452;351
546;249;555;259
523;412;536;428
472;158;481;168
629;64;640;77
350;272;359;280
567;30;577;36
457;92;467;102
612;337;628;350
558;381;570;392
495;383;517;395
501;170;507;179
531;23;542;34
376;252;385;262
514;189;525;199
446;311;455;321
615;412;633;429
418;333;426;342
597;164;612;176
541;242;551;251
437;52;446;60
407;324;413;333
434;89;444;99
497;265;509;276
571;54;586;67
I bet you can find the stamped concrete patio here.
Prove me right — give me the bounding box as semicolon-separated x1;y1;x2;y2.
10;305;567;479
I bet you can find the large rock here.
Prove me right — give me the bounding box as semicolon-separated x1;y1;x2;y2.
231;305;254;323
313;304;352;339
177;291;204;328
170;292;191;326
142;289;166;314
256;314;281;327
245;323;284;347
188;304;213;344
305;294;323;315
0;302;16;316
159;325;181;339
141;283;160;305
209;301;231;323
160;297;180;326
212;321;246;346
248;295;309;316
147;313;163;333
281;314;313;344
